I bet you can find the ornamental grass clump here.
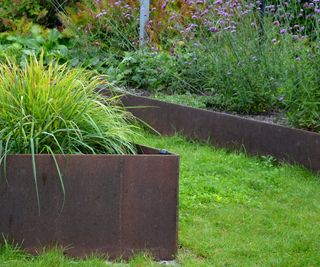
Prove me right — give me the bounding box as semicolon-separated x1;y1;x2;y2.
0;56;139;211
0;57;138;157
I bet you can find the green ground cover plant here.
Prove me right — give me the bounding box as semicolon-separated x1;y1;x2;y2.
0;22;69;65
0;21;115;71
1;133;320;266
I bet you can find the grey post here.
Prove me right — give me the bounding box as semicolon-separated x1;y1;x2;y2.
139;0;150;47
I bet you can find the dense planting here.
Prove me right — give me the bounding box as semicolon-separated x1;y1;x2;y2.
0;0;319;131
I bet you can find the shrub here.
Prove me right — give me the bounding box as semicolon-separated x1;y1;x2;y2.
0;21;117;72
110;7;320;117
111;47;210;94
0;0;76;31
0;22;70;65
112;50;176;92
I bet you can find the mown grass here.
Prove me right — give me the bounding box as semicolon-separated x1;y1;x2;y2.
1;133;320;266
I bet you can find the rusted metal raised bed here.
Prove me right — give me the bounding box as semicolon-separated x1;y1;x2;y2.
121;94;320;172
0;145;179;260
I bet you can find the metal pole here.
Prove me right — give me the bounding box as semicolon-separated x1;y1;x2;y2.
139;0;150;47
260;0;265;36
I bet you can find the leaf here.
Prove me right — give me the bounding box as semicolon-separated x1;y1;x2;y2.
30;138;40;215
22;49;35;56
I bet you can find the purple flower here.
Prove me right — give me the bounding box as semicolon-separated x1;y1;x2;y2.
161;0;169;10
210;26;218;32
96;11;107;18
273;21;280;26
279;29;287;34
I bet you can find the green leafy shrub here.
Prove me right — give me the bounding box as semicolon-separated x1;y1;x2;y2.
0;0;44;31
0;21;115;72
0;0;76;31
0;22;70;65
110;47;209;95
111;51;175;91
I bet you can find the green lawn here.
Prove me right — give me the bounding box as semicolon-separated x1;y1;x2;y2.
1;134;320;266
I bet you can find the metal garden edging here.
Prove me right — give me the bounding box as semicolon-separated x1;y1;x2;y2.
121;94;320;173
0;145;179;260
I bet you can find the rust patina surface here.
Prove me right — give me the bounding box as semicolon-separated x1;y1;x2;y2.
121;94;320;172
0;146;179;260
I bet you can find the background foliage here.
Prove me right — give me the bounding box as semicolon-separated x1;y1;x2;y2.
0;0;319;131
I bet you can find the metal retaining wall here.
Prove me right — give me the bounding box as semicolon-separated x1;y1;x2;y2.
122;94;320;172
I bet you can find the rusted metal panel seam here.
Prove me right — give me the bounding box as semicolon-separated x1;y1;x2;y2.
119;156;125;252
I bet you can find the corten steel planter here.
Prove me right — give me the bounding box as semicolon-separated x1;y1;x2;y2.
0;145;179;260
121;94;320;173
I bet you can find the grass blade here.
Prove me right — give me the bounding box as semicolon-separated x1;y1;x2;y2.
30;138;40;215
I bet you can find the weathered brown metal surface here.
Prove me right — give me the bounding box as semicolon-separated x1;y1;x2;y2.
0;145;179;260
121;94;320;172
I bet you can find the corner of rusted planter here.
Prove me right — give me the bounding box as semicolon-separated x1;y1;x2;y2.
0;145;179;261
